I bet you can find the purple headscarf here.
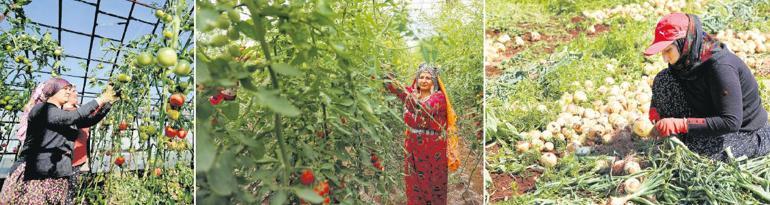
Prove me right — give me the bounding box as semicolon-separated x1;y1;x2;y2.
16;78;72;142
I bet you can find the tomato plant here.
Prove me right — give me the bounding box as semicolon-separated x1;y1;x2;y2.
195;0;482;204
2;0;193;204
0;0;63;167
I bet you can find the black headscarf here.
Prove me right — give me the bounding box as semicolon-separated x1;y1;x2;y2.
669;14;723;80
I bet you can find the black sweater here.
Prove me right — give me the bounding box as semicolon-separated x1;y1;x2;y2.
20;100;110;179
677;45;768;136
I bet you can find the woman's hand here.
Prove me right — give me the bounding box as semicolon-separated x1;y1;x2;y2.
655;118;688;138
97;85;119;105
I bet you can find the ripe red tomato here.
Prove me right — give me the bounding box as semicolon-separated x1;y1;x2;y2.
169;93;185;107
154;168;162;177
177;128;188;139
119;121;129;131
300;169;314;185
209;93;224;105
165;126;178;138
114;156;125;166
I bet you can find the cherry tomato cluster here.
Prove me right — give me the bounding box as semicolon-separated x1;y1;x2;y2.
208;87;237;105
370;153;384;171
298;169;332;205
314;181;332;204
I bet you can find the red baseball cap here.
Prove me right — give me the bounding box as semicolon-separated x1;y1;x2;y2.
644;13;689;56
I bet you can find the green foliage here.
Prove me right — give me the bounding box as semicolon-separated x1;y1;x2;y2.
195;0;481;204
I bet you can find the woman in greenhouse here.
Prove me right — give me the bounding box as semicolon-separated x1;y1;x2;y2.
383;64;460;204
0;77;118;204
645;13;770;161
62;85;113;191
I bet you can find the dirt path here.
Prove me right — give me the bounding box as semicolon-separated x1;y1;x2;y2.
447;135;484;205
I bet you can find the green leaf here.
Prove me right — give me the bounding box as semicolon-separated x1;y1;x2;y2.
208;150;237;196
240;78;260;91
256;90;300;117
294;188;324;203
271;63;301;76
222;101;240;119
196;122;216;173
269;191;288;205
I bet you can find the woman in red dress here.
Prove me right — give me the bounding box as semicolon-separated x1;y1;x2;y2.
384;64;459;205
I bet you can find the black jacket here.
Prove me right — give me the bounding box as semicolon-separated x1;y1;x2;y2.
20;100;110;179
677;44;769;136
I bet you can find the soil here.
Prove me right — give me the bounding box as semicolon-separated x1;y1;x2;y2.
485;15;612;78
448;131;485;205
488;168;543;202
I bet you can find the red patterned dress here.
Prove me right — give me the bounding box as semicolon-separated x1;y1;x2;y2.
386;83;448;205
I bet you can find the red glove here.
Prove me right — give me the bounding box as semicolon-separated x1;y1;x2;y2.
649;107;661;122
655;118;688;137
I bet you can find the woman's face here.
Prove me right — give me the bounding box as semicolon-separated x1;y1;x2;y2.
661;44;680;64
417;72;433;92
63;87;78;109
48;85;72;105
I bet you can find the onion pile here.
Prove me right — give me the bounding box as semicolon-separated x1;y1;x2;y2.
715;29;770;70
516;77;655;153
583;0;707;23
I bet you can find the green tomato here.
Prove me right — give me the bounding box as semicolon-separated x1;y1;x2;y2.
228;9;241;23
97;63;104;69
227;27;240;40
208;34;228;47
177;82;189;91
163;30;174;39
5;45;12;51
157;47;178;66
227;44;241;57
163;14;173;22
137;52;153;66
4;105;12;111
145;125;157;134
4;96;11;101
173;60;191;76
54;48;62;56
117;74;131;83
155;10;165;18
215;13;230;29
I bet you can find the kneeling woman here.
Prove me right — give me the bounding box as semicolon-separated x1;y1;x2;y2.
384;64;460;205
645;13;770;160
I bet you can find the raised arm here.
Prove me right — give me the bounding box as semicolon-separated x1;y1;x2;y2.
29;100;101;128
76;102;113;128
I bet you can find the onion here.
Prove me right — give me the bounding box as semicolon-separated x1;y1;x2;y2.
606;196;627;205
624;177;641;194
624;160;641;174
612;160;626;175
531;32;542;41
633;118;654;138
540;152;558;167
516;141;530;153
543;142;555;152
497;34;511;43
574;91;588;102
531;138;545;150
515;36;525;46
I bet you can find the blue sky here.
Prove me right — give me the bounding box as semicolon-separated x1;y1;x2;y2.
1;0;192;103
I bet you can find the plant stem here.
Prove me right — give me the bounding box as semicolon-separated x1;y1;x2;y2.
253;13;291;186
